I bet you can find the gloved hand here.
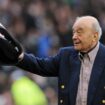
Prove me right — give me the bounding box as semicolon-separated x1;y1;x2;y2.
0;23;24;65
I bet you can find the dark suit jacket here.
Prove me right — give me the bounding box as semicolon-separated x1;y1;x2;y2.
17;43;105;105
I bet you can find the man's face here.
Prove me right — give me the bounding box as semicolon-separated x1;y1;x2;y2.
72;19;97;52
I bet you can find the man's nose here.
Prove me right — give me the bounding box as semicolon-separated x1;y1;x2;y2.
72;33;78;40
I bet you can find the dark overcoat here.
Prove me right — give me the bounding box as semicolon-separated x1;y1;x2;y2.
17;43;105;105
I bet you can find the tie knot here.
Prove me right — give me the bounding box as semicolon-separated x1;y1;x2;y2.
79;52;87;60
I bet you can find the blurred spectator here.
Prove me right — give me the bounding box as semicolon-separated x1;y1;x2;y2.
23;28;40;55
54;4;74;47
10;70;48;105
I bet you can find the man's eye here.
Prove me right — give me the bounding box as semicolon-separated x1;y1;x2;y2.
72;30;83;34
77;31;82;33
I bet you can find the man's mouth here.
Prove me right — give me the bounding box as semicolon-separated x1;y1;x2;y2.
73;41;81;45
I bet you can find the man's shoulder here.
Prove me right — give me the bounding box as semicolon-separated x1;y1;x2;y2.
100;43;105;48
99;43;105;54
59;46;77;54
60;46;74;51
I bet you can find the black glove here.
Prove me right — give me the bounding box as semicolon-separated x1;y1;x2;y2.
0;23;23;65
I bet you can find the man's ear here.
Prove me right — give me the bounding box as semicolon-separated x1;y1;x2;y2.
93;32;99;41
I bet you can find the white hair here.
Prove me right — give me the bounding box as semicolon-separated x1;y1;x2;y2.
92;20;102;39
76;16;102;40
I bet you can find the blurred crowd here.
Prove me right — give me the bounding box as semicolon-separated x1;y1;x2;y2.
0;0;105;105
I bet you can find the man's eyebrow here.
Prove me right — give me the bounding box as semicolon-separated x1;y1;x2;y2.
72;27;83;31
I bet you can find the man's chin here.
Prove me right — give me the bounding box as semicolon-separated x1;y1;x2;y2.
74;46;81;51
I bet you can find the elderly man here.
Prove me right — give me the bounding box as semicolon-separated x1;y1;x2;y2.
0;16;105;105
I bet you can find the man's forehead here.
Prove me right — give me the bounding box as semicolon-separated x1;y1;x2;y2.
72;23;85;30
72;18;94;30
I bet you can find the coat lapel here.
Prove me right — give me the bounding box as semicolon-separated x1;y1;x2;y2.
69;51;81;105
87;44;105;105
